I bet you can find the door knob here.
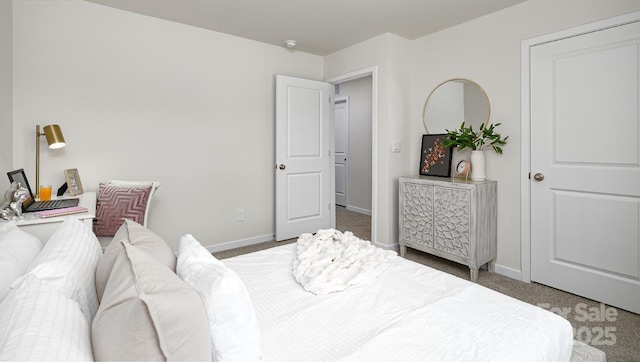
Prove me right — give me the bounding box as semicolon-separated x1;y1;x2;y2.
533;173;544;181
279;164;286;170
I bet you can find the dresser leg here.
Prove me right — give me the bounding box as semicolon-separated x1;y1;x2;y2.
400;245;407;257
470;268;479;282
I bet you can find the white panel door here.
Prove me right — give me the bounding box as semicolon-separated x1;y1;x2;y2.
334;97;348;206
530;21;640;313
275;75;334;241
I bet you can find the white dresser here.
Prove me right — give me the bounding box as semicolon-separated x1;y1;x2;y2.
398;176;496;281
1;192;96;244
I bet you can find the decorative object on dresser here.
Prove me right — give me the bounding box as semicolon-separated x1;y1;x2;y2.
455;159;471;179
399;175;497;282
470;150;486;181
441;122;508;181
419;134;452;177
34;124;66;199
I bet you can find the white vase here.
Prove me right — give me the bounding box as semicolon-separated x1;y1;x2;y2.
470;150;486;181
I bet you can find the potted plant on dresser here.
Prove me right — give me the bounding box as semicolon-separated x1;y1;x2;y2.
441;122;508;181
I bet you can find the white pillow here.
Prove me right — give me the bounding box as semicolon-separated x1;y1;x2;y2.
0;223;42;301
25;217;102;321
0;273;93;361
177;234;262;362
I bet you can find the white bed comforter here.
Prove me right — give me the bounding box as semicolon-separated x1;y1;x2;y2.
223;244;574;362
292;229;396;295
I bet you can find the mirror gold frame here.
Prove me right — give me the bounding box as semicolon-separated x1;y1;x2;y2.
422;78;491;134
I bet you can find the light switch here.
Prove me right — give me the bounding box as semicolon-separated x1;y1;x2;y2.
392;140;401;153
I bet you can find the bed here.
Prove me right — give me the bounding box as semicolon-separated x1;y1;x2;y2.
223;242;574;361
1;218;595;361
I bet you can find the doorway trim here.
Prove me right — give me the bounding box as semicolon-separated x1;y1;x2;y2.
520;10;640;283
326;66;378;245
334;96;349;208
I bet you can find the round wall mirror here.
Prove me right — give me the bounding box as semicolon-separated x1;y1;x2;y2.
423;79;491;134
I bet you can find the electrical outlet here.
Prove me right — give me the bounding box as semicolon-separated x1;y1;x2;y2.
237;209;245;222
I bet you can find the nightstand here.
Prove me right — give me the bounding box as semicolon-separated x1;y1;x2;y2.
1;192;96;244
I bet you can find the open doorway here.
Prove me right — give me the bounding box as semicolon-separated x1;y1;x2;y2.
333;75;373;242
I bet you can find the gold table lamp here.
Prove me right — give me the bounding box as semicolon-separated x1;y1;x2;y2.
35;124;66;198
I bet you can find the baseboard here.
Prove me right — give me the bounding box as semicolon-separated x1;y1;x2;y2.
375;241;399;251
205;233;274;253
494;263;522;281
346;205;371;216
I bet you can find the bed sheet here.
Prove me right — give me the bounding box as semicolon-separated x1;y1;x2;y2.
223;244;573;362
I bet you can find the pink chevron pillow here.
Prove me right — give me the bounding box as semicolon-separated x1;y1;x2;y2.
93;184;152;237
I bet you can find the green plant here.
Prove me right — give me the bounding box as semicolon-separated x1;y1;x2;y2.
441;122;508;154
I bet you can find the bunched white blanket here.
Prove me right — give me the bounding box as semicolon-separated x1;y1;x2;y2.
292;229;396;295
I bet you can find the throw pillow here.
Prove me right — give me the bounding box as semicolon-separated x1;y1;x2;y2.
0;274;93;361
24;218;102;321
93;183;152;237
177;234;262;362
95;219;176;302
92;242;210;361
0;223;42;301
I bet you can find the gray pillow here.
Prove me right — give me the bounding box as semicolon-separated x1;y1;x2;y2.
92;242;210;361
94;219;176;302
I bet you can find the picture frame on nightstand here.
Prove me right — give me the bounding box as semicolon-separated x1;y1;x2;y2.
64;168;84;196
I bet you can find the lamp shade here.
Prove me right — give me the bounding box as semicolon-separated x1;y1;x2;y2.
43;124;65;149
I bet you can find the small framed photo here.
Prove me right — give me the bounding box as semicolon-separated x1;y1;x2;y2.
64;168;84;196
419;134;452;177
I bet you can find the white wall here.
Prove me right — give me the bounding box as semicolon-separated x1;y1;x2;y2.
339;76;372;214
0;1;12;192
10;0;640;269
409;0;640;274
325;33;412;249
12;0;323;250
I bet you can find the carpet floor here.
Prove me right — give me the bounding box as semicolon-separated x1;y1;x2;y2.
214;206;639;362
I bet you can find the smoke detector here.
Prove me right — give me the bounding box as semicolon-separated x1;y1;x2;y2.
285;40;297;48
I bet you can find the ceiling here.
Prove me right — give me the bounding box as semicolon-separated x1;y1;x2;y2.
86;0;525;56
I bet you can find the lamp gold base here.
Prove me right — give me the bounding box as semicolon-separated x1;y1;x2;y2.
35;124;66;198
